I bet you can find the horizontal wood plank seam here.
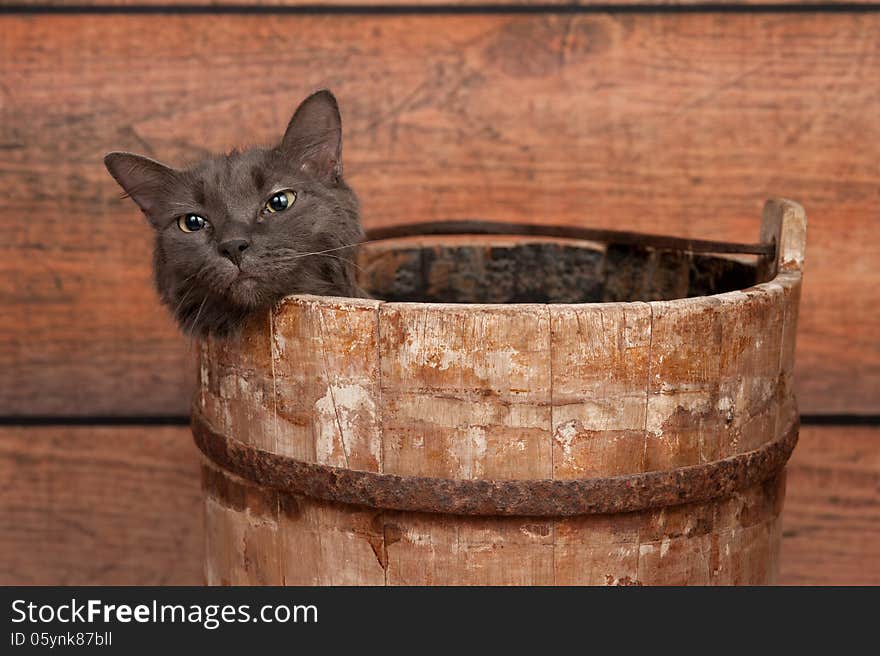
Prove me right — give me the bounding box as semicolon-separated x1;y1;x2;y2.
0;416;194;426
3;5;880;16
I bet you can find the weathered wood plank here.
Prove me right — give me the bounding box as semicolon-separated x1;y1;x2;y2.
780;425;880;586
278;493;387;585
271;296;384;469
0;425;203;585
1;13;878;417
549;302;652;478
717;287;786;455
646;296;725;468
634;476;784;585
384;512;556;585
201;459;284;585
379;303;553;480
198;314;276;454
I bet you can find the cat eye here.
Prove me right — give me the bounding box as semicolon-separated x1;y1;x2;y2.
264;190;297;214
178;214;207;233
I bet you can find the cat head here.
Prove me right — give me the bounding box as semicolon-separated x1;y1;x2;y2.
104;90;364;338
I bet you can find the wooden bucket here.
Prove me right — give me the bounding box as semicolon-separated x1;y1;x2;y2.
193;198;806;585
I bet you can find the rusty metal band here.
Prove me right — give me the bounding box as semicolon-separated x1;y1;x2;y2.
365;221;774;257
192;413;798;517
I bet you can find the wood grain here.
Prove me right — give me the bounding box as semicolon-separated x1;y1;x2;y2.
202;460;284;585
378;302;554;480
550;302;652;478
0;425;203;585
780;425;880;586
1;13;879;416
272;296;384;469
0;423;876;584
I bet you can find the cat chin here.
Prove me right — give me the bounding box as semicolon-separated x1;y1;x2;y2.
224;276;269;309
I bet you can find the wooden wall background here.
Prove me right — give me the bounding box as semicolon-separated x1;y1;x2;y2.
1;1;877;585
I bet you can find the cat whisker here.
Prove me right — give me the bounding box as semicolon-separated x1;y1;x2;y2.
176;266;209;291
171;266;210;317
183;296;208;352
288;243;358;260
172;289;198;320
172;283;198;317
321;253;367;274
186;296;209;346
273;237;387;262
277;251;367;275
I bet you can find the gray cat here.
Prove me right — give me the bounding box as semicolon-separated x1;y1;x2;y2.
104;90;365;338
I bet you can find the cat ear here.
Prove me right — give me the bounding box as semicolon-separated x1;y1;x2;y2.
104;151;179;224
281;90;343;183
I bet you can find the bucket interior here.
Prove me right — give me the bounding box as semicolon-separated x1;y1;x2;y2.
357;236;757;304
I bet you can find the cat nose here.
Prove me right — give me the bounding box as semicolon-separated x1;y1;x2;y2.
219;238;250;265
